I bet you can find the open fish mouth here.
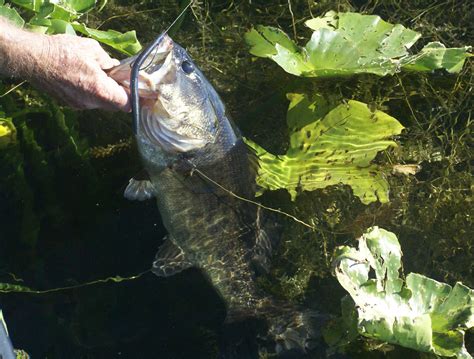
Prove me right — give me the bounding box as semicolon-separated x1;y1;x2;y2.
108;35;174;99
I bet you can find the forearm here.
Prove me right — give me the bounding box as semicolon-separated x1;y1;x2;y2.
0;17;50;79
0;16;129;111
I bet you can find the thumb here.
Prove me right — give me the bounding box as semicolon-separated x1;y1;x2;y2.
98;74;131;112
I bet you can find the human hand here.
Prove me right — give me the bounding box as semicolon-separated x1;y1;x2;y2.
31;34;131;111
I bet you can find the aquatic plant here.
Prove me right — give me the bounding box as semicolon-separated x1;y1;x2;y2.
245;93;404;204
0;0;141;54
329;227;474;358
245;11;472;77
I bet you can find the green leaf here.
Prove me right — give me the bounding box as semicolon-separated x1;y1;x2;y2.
12;0;96;20
64;0;96;13
245;12;472;77
46;18;76;35
304;10;338;31
402;42;473;73
72;23;142;55
245;26;312;76
245;25;297;57
0;117;16;148
10;0;43;12
13;0;95;14
245;94;404;204
0;5;25;27
332;227;474;357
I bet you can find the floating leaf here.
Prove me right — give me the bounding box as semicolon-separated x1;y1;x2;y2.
46;18;76;35
10;0;43;12
62;0;96;14
11;0;95;17
332;227;474;358
72;23;142;55
245;94;404;204
245;12;472;77
0;4;25;27
245;25;311;76
402;42;473;73
0;117;16;148
304;10;338;31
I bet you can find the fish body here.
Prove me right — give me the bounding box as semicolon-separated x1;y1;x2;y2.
109;35;325;356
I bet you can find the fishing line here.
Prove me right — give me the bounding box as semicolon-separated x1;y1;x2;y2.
130;1;194;134
189;165;317;231
0;270;151;295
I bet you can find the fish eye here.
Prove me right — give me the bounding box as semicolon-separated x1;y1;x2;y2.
181;61;194;75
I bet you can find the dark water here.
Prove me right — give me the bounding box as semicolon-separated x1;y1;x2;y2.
0;1;472;358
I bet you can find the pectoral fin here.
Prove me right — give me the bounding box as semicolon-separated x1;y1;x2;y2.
152;237;193;277
124;170;156;201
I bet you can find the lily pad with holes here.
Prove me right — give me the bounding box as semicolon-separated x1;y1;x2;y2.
331;227;474;358
244;12;472;77
244;93;404;204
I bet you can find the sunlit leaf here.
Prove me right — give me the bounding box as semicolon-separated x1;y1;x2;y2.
245;94;404;204
46;18;76;34
10;0;43;12
402;42;473;73
0;117;16;148
245;25;311;76
0;4;25;27
245;12;472;77
64;0;96;13
332;227;474;358
304;10;337;31
72;23;142;55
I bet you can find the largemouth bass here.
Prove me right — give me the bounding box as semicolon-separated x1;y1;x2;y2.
109;35;326;357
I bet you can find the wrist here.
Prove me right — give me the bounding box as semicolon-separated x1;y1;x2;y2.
0;20;51;79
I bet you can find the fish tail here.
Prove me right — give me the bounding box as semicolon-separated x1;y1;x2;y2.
221;300;334;358
265;305;331;357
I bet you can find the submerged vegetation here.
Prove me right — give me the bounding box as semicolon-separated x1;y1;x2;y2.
0;0;472;358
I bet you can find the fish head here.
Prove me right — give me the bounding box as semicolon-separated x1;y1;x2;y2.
109;34;230;154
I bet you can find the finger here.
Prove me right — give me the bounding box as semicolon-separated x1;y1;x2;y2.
98;56;120;71
82;39;119;70
95;74;131;112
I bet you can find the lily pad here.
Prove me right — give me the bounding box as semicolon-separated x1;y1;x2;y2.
244;12;472;77
245;94;404;204
72;23;141;55
332;227;474;358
